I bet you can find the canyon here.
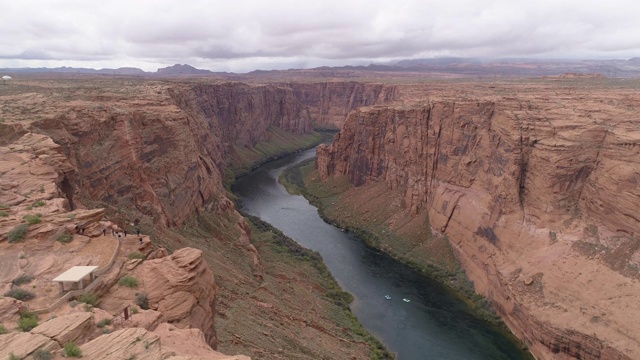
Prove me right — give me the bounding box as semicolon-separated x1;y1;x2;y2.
316;79;640;359
1;74;638;359
0;77;386;359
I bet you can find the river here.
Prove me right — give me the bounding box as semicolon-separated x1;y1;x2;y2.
233;148;531;360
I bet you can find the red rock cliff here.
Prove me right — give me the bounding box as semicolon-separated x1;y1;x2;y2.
317;88;640;360
25;81;312;228
287;82;397;129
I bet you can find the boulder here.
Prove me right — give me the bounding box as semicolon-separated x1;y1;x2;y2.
0;332;60;359
31;312;92;345
79;327;162;360
129;309;163;331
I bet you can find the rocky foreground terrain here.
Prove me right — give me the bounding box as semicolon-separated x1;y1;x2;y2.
0;76;393;359
316;78;640;359
1;74;638;359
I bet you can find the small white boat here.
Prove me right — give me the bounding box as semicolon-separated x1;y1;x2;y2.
403;298;410;303
384;295;391;300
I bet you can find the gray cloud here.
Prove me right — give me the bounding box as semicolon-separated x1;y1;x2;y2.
1;0;639;72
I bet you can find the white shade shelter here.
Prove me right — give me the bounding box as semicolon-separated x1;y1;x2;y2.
52;266;98;292
2;76;11;80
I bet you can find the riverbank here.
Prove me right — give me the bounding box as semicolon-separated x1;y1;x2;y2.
224;128;335;189
244;214;394;359
280;158;533;355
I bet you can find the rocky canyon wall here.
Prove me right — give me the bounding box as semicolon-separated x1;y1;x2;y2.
0;78;385;359
317;87;640;360
287;82;397;129
21;82;313;228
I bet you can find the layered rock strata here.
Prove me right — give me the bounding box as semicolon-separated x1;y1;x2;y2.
287;82;397;129
11;81;314;229
134;248;218;348
317;94;640;359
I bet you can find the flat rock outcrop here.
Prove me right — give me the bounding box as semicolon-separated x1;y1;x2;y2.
79;327;250;360
317;82;640;359
31;312;92;346
79;327;162;360
0;332;60;359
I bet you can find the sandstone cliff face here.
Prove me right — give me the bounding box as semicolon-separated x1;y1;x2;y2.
22;81;312;228
317;89;640;360
169;82;311;146
288;82;397;129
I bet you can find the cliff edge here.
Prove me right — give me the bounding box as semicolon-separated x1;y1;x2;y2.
317;82;640;360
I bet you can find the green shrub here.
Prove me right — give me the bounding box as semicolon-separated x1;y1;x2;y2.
0;323;8;334
64;342;82;357
8;224;29;243
18;311;38;331
118;275;138;288
131;306;139;314
4;288;36;301
127;252;146;260
135;293;149;310
77;293;98;306
97;318;111;328
33;348;53;360
12;274;34;286
0;211;9;217
9;353;20;360
0;203;8;209
57;233;73;244
23;214;42;224
32;200;46;207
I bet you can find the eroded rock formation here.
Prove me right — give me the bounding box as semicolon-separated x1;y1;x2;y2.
317;86;640;359
133;248;218;348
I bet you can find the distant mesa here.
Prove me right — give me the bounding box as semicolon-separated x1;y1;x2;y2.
559;72;606;79
156;64;212;75
394;57;482;67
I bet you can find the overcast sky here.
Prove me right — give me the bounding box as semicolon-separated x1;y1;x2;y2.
1;0;639;72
